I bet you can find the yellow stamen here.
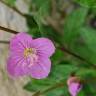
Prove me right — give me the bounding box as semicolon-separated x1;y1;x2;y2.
24;48;36;57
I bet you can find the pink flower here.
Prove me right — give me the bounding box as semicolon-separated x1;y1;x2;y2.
7;32;55;79
67;76;82;96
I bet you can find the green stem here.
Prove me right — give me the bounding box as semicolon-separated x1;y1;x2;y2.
0;26;19;34
0;40;9;44
60;47;96;69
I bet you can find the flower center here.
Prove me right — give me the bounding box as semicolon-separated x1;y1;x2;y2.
24;48;36;57
24;48;38;67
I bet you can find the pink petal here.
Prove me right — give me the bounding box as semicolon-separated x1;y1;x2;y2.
68;83;81;96
7;56;29;77
10;32;33;55
32;38;55;57
29;57;51;79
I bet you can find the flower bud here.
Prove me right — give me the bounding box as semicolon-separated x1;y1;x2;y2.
67;73;82;96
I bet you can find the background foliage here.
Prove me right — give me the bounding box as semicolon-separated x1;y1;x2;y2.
2;0;96;96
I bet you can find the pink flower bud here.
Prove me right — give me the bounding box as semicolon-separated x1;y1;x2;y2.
67;76;82;96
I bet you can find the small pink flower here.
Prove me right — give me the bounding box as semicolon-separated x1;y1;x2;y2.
7;32;55;79
67;76;82;96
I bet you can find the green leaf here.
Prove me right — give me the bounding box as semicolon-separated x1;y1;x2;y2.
31;0;47;9
63;7;88;46
28;27;41;38
82;74;96;95
73;26;96;64
26;0;51;37
62;5;96;67
51;49;65;64
33;0;51;35
77;69;96;95
23;79;48;92
75;0;96;8
72;40;96;64
81;27;96;53
46;87;69;96
23;81;35;92
38;25;62;43
83;83;95;95
77;68;96;77
24;64;78;93
30;0;63;44
63;15;96;64
25;14;38;29
50;64;78;81
25;14;41;38
33;0;51;20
